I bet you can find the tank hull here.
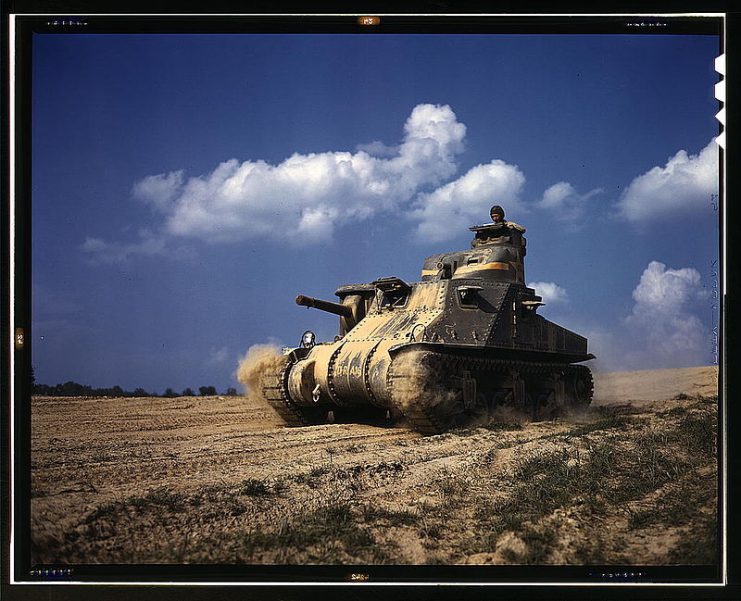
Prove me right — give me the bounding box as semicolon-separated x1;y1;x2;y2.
261;341;593;434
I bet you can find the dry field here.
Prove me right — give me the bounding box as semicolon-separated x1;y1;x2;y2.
31;366;719;566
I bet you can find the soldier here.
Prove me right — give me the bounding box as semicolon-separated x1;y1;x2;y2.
489;205;525;232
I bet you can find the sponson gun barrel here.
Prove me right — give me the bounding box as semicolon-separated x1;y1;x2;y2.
295;295;353;319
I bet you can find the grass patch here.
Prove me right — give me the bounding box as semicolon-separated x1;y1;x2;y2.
628;476;717;531
431;469;472;513
347;461;405;478
675;411;717;456
85;487;188;523
241;502;389;563
437;474;462;497
238;477;287;498
84;500;120;523
361;505;418;527
658;406;690;418
294;461;404;491
608;430;682;504
469;435;673;561
478;441;619;537
293;464;332;486
240;478;270;496
492;449;588;531
309;465;331;478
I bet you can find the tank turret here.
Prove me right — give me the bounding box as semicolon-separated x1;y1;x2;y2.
258;222;594;434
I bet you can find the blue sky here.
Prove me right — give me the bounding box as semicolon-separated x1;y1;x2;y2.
32;33;721;392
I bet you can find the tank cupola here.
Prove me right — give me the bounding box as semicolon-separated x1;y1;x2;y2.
420;223;526;284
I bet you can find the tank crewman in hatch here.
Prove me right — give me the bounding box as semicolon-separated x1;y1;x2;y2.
489;205;526;232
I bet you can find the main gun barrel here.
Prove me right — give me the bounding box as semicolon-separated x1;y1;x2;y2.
295;295;353;318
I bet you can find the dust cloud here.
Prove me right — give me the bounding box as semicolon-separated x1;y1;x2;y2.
485;405;530;426
235;344;286;400
390;352;458;418
392;351;586;428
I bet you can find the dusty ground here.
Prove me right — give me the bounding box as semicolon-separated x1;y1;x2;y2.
31;365;719;566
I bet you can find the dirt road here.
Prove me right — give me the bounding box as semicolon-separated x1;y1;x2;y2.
31;365;719;566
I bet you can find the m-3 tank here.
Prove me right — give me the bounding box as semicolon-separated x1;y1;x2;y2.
261;222;594;434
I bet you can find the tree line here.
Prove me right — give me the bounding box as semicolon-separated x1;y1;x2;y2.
32;381;239;398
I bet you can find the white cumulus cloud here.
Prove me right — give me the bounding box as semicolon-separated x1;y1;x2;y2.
355;140;399;158
82;231;168;264
622;260;710;368
207;346;230;366
538;181;603;226
138;103;467;244
527;281;569;305
132;170;185;213
411;160;526;242
616;139;719;222
82;229;194;265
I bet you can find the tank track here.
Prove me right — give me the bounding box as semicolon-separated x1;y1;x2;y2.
388;351;593;435
260;358;322;426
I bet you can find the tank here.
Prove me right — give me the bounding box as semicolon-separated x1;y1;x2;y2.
260;222;594;434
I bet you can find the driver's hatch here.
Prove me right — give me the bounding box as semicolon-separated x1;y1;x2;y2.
373;277;412;309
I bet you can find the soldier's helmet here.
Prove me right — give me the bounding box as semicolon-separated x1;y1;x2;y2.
490;205;505;220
